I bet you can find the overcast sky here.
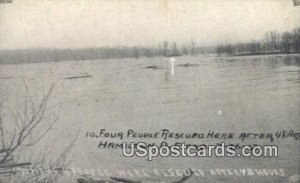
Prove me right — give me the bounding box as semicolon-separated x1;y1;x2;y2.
0;0;300;49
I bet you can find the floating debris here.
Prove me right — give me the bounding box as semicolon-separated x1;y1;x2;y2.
64;74;92;80
225;59;236;62
0;77;13;80
143;65;164;70
177;63;199;67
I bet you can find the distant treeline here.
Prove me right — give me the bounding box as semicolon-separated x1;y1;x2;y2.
216;27;300;56
0;41;214;64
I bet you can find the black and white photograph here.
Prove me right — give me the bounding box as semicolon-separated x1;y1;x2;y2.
0;0;299;182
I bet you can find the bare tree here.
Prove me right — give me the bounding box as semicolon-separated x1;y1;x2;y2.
215;27;300;56
281;32;293;53
292;28;300;52
133;46;139;59
216;44;223;56
171;42;180;56
264;31;280;53
0;83;75;183
181;44;189;55
162;41;169;57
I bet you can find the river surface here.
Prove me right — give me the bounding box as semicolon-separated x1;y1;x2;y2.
0;54;299;182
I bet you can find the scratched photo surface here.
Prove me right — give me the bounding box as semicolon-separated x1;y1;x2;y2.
0;0;299;183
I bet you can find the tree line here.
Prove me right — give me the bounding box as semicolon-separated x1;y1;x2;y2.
0;41;207;64
216;27;300;56
101;40;197;59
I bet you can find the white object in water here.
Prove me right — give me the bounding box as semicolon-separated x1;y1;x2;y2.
218;110;222;115
169;57;176;76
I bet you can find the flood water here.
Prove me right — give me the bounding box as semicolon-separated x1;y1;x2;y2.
0;54;299;182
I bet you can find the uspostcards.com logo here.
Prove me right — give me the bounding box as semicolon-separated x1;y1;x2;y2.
122;142;278;161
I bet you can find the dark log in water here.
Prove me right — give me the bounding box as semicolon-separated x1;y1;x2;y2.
0;77;13;80
64;75;93;80
143;65;164;70
177;63;199;67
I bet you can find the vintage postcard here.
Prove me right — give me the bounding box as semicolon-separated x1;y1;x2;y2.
0;0;299;182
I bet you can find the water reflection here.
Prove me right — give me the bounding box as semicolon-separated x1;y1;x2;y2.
283;55;300;66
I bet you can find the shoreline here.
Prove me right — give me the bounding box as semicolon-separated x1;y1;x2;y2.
233;52;300;57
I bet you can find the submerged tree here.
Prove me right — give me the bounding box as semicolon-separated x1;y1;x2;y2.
292;28;300;52
264;31;280;53
162;41;169;57
215;27;300;56
133;46;139;59
281;32;293;53
171;42;180;56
